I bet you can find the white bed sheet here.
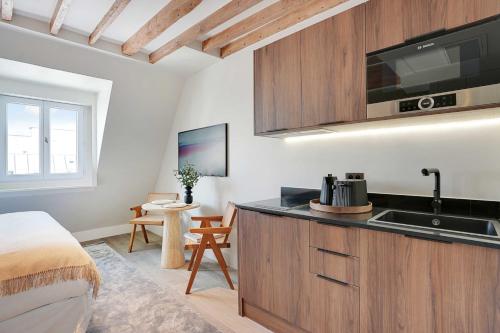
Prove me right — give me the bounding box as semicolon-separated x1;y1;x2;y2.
0;280;90;322
0;211;96;333
0;291;92;333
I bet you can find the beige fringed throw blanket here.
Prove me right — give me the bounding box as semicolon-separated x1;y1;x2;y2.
0;212;100;298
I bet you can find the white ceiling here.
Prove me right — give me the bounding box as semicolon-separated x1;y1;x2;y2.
9;0;362;76
12;0;281;52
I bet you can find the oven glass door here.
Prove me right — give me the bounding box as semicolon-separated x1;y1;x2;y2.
367;18;500;104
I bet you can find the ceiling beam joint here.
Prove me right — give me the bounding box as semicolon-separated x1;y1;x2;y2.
89;0;131;45
122;0;202;56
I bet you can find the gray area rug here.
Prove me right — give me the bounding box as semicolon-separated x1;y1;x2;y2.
85;243;222;333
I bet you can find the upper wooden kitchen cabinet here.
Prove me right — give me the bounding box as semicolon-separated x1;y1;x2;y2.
359;229;500;333
365;0;405;53
300;5;366;127
254;33;302;134
403;0;447;41
446;0;500;29
254;5;367;134
366;0;447;53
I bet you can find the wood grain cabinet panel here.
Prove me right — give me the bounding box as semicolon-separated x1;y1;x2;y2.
254;33;302;134
311;274;359;333
310;247;360;286
366;0;447;53
238;209;273;312
300;5;366;126
446;0;500;29
310;222;359;257
238;210;311;332
403;0;447;41
365;0;405;53
359;229;500;333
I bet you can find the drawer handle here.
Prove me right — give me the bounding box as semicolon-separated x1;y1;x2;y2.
317;248;349;257
404;234;452;244
316;274;348;286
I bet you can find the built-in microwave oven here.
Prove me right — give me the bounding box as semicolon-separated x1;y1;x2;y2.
367;17;500;119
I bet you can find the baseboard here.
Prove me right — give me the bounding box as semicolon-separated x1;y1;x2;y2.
73;223;131;242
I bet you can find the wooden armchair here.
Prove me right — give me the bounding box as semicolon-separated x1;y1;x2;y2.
184;202;237;294
128;192;179;253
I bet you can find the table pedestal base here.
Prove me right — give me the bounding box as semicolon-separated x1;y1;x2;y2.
160;212;185;269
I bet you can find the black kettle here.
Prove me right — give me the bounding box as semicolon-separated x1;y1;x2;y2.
320;174;337;205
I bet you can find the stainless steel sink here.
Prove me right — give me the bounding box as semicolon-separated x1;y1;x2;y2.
369;210;500;239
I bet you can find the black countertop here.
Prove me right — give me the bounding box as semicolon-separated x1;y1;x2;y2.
237;197;500;250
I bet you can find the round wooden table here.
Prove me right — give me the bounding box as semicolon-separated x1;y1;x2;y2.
141;202;200;269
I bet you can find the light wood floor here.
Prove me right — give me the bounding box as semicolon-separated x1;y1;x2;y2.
83;232;270;333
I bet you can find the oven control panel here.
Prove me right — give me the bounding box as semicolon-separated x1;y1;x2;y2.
399;93;457;112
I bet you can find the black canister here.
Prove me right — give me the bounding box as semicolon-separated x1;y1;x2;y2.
333;179;368;207
320;174;337;205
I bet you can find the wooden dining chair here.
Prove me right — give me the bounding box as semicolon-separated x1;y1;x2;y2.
128;192;179;253
184;202;237;294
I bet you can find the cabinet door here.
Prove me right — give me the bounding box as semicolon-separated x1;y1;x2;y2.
254;33;302;134
366;0;447;53
359;229;500;333
301;5;366;126
238;210;311;331
365;0;405;53
446;0;500;29
403;0;447;41
269;215;311;330
359;230;435;333
312;275;359;333
238;209;273;311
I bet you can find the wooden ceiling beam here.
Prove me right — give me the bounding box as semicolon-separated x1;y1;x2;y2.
122;0;202;56
1;0;13;21
149;0;263;64
50;0;73;35
202;0;308;53
89;0;131;45
220;0;347;58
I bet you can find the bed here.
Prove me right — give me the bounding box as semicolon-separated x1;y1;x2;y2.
0;211;100;333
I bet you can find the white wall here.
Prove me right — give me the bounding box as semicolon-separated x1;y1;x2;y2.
0;26;184;232
155;49;500;268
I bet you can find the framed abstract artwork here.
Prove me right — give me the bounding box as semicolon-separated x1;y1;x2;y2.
178;123;227;177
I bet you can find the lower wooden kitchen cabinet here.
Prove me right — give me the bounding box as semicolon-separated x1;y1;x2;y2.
238;209;500;333
238;209;312;332
238;210;361;333
359;229;500;333
311;274;359;333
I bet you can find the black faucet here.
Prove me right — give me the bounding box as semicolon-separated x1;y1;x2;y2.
421;168;441;215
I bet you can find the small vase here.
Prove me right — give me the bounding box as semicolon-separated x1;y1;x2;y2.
184;186;193;204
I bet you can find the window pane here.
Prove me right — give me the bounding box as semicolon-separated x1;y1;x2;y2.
50;108;78;174
7;103;40;175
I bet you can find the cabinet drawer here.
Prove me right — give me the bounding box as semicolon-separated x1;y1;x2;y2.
312;274;360;333
310;221;359;257
310;247;359;286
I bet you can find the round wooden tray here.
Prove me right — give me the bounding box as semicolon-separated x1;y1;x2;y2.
310;199;373;214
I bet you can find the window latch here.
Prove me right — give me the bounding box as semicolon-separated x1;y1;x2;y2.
44;137;48;143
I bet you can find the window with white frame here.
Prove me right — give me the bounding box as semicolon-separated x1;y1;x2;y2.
0;95;89;182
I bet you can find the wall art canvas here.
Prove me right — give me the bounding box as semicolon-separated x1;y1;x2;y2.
178;123;227;177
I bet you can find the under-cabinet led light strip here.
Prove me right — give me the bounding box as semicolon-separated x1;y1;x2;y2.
284;117;500;143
